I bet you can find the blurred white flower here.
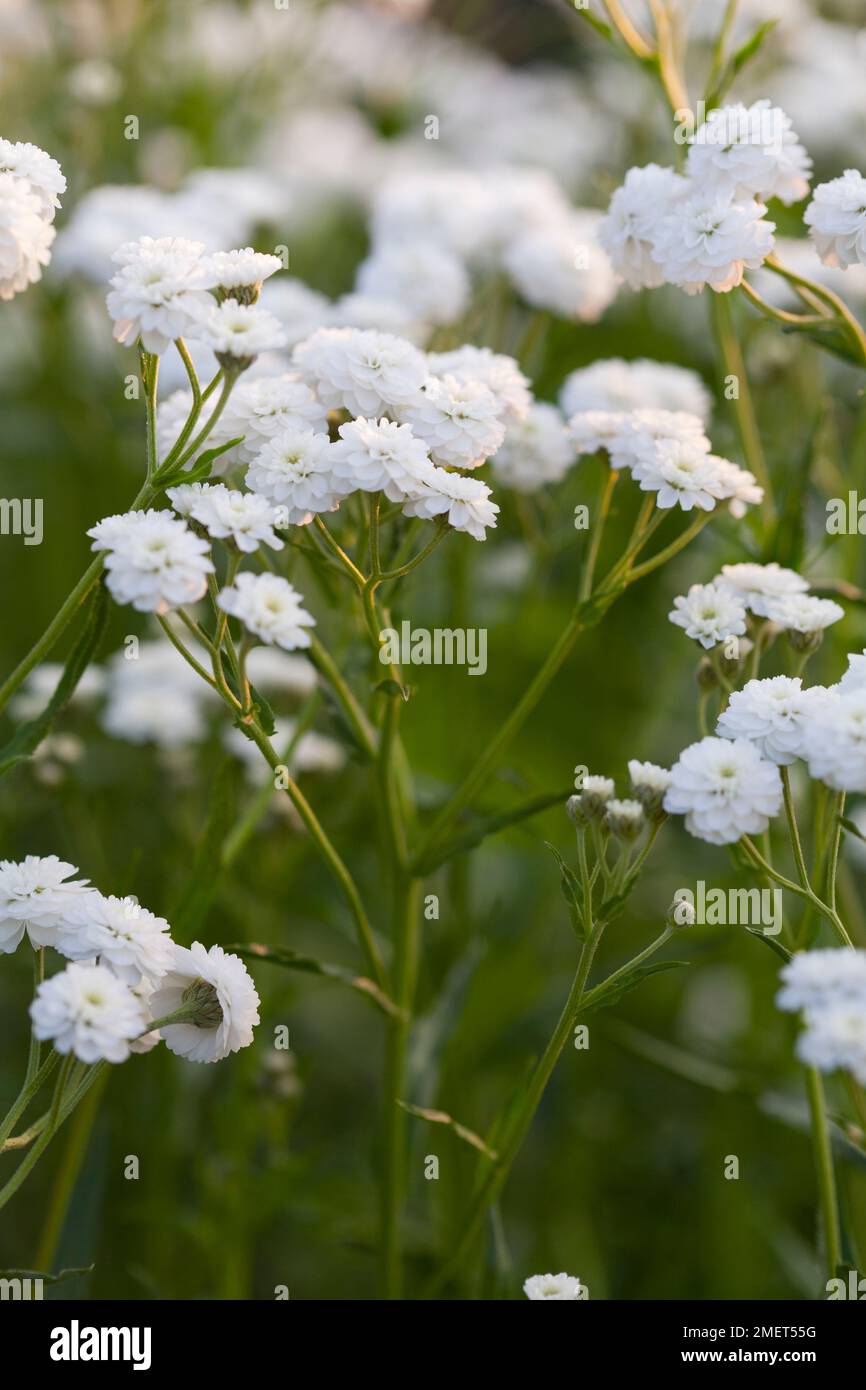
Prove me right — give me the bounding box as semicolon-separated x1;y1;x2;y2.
0;172;55;300
685;102;811;207
504;211;617;321
0;137;66;219
778;949;866;1013
490;402;573;493
559;358;711;423
355;240;469;326
716;562;809;617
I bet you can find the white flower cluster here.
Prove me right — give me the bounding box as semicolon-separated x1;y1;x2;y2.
669;563;843;649
0;137;65;300
0;854;258;1064
569;407;761;516
523;1272;583;1300
601;101;812;295
106;235;285;360
570;762;671;838
777;950;866;1085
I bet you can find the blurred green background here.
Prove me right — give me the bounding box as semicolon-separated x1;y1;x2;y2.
1;0;866;1299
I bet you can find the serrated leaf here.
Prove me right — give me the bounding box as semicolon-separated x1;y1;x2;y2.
0;585;107;779
580;960;688;1017
397;1101;497;1159
413;791;571;875
744;926;793;963
231;943;404;1020
545;841;586;941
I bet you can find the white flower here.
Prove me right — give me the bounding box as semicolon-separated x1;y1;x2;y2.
167;482;284;552
686;102;811;207
10;662;105;721
664;736;783;845
716;676;831;765
329;417;434;501
777;949;866;1013
0;855;93;954
245;428;339;525
30;962;149;1064
599;164;688;290
0;172;55;300
628;760;673;817
707;456;764;517
106;236;217;353
573;409;709;470
568;410;630;459
149;941;260;1063
244;648;316;699
559;358;712;423
669;582;748;649
837;650;866;695
579;775;616;817
293;328;428;417
88;509;214;614
204;247;283;299
605;797;646;839
716;562;809;617
427;347;531;425
805;170;866;269
399;374;505;469
329;292;423;341
797;1003;866;1085
101;637;212;749
218;571;315;650
57;892;174;985
0;138;66;219
355;241;470;326
190;297;287;365
370;169;492;256
220;373;328;463
504;211;618;321
261;278;332;350
763;593;844;635
801;689;866;792
402;468;499;542
490;402;573;493
651;188;775;294
523;1272;583;1301
631;436;722;511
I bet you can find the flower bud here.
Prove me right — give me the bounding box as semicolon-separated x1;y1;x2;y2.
604;797;646;841
579;775;616;820
181;979;223;1029
666;892;696;929
627;759;671;821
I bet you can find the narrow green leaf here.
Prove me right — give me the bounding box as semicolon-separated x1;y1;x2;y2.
231;942;404;1020
156;436;245;487
571;5;613;42
545;841;587;942
580;960;688;1017
744;926;793;963
413;790;570;875
0;586;108;779
840;816;866;845
0;1263;94;1285
171;758;239;937
397;1100;498;1160
706;20;778;106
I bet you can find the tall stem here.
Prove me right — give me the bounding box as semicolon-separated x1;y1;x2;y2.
804;1064;842;1282
709;292;773;523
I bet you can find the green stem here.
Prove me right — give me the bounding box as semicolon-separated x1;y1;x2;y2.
804;1064;842;1282
709;292;773;523
380;876;421;1299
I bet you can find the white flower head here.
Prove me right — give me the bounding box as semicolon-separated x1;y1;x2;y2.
355;240;470;327
246;428;339;525
293;328;428;417
805;170;866;270
220;373;328;463
490;402;573;493
651;187;775;294
628;760;672;818
664;736;783;845
0;138;66;219
717;562;809;617
802;689;866;792
579;774;616;819
156;388;234;471
599;164;689;289
0;855;93;954
167;482;284;552
218;571;315;651
402;467;499;542
190;297;287;368
797;1003;866;1086
106;236;217;353
88;509;214;614
716;676;832;765
686;101;812;207
631;435;721;511
504;212;618;321
777;949;866;1014
0;172;56;300
669;582;748;649
706;456;764;517
605;797;646;840
30;962;149;1064
763;593;845;636
330;416;434;502
57;892;174;985
204;247;283;302
523;1272;583;1301
149;941;260;1063
559;358;712;423
399;374;506;470
427;347;531;425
